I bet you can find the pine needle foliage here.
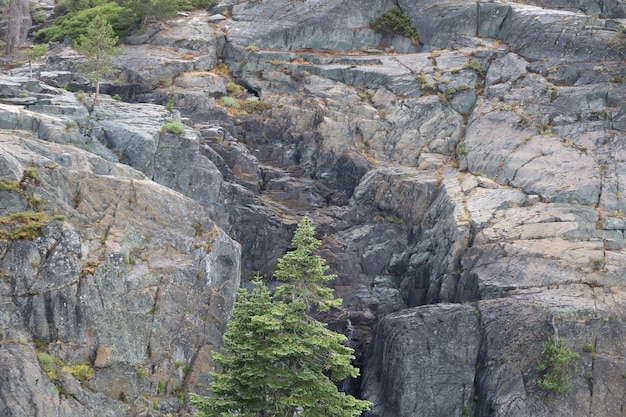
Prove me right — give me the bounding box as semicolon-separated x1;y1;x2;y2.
274;217;341;312
191;218;372;417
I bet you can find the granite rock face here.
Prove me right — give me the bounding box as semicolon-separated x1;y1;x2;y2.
0;112;241;415
1;0;625;416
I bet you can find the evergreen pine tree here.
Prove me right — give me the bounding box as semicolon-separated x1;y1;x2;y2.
191;218;372;417
74;15;121;103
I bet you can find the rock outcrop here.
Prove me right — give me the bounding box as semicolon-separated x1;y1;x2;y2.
0;79;241;415
1;0;625;416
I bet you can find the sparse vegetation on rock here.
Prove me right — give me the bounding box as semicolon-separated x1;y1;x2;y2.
160;121;185;134
370;6;419;45
24;43;49;78
537;336;582;394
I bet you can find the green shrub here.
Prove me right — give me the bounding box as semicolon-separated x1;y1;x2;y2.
57;0;91;13
160;122;185;134
537;336;582;394
36;3;137;42
370;6;419;45
220;96;242;109
165;97;175;111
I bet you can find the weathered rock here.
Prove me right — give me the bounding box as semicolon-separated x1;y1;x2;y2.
0;131;241;415
475;288;626;417
362;303;480;417
1;1;625;416
226;0;394;51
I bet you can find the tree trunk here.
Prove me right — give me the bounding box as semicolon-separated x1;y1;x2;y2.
5;0;31;54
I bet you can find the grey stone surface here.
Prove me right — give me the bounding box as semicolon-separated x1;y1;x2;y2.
362;303;480;417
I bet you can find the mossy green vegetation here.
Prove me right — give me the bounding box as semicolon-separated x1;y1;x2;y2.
62;363;95;381
0;211;52;241
0;179;20;192
37;352;63;381
370;6;419;45
37;351;95;383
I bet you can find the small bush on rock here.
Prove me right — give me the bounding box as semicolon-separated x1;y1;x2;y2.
370;6;419;45
537;336;582;394
220;96;241;109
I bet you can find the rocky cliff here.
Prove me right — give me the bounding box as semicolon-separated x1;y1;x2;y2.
1;0;625;416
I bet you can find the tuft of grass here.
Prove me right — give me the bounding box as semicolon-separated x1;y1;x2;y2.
268;60;289;66
386;215;404;225
23;167;39;181
0;211;50;241
0;179;20;191
193;222;203;237
75;90;86;103
160;122;185;135
445;85;472;100
463;59;487;76
211;62;231;77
